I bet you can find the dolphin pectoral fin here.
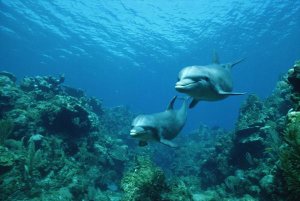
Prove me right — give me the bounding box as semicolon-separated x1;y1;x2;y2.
218;91;246;96
138;141;148;147
160;139;178;148
189;99;200;108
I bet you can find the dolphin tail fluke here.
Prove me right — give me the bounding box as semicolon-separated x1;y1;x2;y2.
189;98;200;108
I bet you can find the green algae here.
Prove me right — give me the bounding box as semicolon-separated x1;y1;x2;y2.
0;119;13;145
121;155;193;201
279;111;300;200
121;156;167;201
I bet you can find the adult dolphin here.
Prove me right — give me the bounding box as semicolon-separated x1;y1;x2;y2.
130;96;188;148
175;53;245;108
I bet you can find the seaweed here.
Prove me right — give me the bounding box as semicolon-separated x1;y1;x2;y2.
0;119;13;145
279;112;300;200
121;156;167;201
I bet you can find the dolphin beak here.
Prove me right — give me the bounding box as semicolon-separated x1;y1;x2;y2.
175;82;184;89
175;79;197;90
130;129;138;136
175;81;189;92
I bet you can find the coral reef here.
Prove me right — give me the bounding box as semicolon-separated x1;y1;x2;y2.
0;72;130;201
232;77;292;168
1;60;300;201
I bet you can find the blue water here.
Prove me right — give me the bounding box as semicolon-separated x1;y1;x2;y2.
1;0;300;130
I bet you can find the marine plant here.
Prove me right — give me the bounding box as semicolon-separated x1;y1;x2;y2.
279;111;300;200
24;140;43;181
0;119;13;145
224;175;241;193
162;178;193;201
0;146;15;175
121;155;167;201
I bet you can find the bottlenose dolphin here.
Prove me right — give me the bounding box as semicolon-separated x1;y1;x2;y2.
130;96;188;148
175;53;245;108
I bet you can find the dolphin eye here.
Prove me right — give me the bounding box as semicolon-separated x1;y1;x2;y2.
143;126;150;130
191;77;200;82
143;126;158;134
196;76;209;81
203;76;209;81
191;76;209;82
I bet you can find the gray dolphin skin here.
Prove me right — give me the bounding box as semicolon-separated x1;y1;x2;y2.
130;96;188;148
175;53;245;108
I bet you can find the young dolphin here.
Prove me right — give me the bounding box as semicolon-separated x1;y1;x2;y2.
175;53;245;108
130;96;188;148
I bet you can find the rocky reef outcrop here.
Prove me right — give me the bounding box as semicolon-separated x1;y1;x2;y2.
0;73;103;140
0;72;132;200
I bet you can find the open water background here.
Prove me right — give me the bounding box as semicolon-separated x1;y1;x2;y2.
1;0;300;130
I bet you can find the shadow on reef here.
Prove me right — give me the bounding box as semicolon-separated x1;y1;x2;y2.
0;60;300;201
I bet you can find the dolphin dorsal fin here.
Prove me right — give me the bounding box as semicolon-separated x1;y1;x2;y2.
212;50;220;64
166;96;177;110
